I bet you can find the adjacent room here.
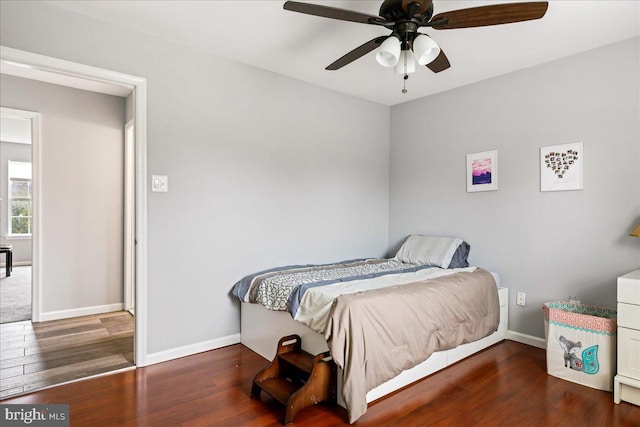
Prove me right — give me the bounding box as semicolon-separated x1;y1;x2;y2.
0;0;638;425
0;75;135;398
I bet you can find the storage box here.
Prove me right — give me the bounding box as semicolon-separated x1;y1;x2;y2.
543;301;617;391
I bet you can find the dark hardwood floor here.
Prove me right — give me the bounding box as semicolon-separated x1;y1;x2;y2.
1;340;638;426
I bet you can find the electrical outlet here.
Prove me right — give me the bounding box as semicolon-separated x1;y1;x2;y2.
516;292;526;307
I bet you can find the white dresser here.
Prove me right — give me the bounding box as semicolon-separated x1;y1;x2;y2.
614;269;640;406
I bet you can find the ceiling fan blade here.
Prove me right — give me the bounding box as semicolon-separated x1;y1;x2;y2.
326;36;388;70
430;2;548;30
284;1;385;25
426;49;450;73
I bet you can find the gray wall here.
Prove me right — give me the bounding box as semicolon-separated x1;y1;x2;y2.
5;2;631;350
0;140;32;264
390;37;640;338
1;74;126;316
0;1;390;353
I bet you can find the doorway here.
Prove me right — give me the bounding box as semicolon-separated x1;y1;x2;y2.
0;96;132;398
0;46;148;391
0;109;35;325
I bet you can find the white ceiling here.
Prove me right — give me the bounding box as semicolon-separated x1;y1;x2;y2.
45;0;640;106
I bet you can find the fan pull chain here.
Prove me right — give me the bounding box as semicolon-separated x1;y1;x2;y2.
401;48;409;94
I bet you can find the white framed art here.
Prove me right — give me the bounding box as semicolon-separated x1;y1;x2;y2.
540;142;583;192
466;150;498;192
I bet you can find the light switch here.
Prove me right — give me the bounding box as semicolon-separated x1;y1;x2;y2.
151;175;168;192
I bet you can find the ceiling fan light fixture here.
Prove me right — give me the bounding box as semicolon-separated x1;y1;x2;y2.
413;34;440;66
284;0;549;75
393;49;415;75
375;36;401;67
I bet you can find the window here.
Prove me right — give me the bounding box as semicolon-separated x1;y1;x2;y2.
8;161;32;236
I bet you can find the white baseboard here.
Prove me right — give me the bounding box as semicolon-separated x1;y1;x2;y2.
0;261;31;267
38;303;124;322
139;330;542;370
145;333;241;366
507;329;546;349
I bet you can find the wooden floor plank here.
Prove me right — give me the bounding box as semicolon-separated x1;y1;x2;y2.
4;354;130;391
1;341;638;426
20;355;132;393
29;321;106;340
0;365;23;380
2;336;123;370
0;347;24;360
23;342;124;374
30;319;96;333
28;311;125;331
0;311;133;398
24;329;112;354
0;321;29;335
1;333;28;347
30;318;102;334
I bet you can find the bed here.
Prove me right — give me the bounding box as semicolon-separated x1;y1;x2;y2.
233;236;508;423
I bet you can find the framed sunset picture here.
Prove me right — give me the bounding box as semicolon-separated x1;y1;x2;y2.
466;150;498;192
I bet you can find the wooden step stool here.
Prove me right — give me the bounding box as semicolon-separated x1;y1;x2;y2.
251;334;336;424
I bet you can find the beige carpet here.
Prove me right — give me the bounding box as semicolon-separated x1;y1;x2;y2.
0;266;32;324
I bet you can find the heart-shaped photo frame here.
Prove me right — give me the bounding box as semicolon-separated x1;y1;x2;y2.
540;142;583;192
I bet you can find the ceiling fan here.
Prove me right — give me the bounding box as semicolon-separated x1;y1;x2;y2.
283;0;548;91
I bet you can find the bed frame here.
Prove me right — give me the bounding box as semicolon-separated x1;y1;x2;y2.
241;284;508;406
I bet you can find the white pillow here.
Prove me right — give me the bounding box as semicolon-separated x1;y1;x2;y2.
394;235;464;268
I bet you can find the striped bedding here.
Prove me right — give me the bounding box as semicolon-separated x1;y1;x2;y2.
231;258;477;332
